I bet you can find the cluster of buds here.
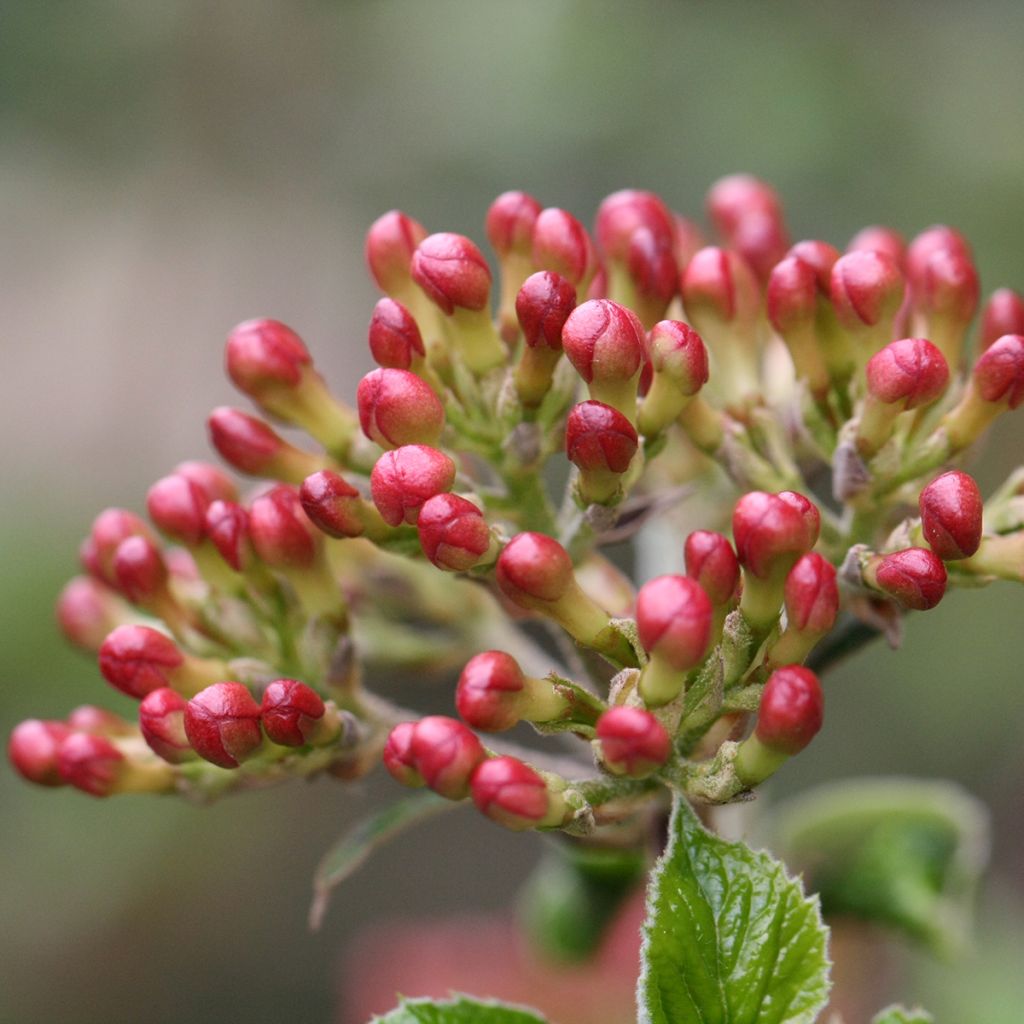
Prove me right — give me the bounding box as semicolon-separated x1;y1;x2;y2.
11;179;1024;845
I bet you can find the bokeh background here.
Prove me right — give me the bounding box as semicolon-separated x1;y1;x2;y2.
3;2;1024;1021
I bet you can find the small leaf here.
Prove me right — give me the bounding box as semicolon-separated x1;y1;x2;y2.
871;1004;935;1024
774;778;990;956
371;994;548;1023
309;791;453;930
639;794;831;1024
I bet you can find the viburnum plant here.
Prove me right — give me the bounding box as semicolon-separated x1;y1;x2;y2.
11;176;1021;1023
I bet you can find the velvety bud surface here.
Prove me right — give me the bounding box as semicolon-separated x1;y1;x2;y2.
113;535;168;603
300;470;365;539
208;407;288;475
174;461;238;503
980;289;1024;351
225;318;311;396
486;191;541;256
596;189;675;261
56;576;124;650
973;334;1024;408
830;250;904;328
636;575;713;671
57;732;125;796
382;722;424;788
645;321;709;392
767;256;817;334
847;225;906;266
365;210;427;293
532;208;592;285
732;491;820;579
204;500;251;571
681;247;760;325
146;473;210;546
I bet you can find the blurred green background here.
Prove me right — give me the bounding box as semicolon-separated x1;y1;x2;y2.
3;2;1024;1021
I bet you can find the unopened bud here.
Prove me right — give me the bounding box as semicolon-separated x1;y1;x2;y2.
208;406;327;483
532;208;594;288
83;508;154;584
980;289;1024;351
370;445;457;527
847;225;906;266
204;499;253;571
513;270;577;408
417;493;495;571
174;460;238;503
456;651;527;732
357;367;444;449
57;732;126;796
733;491;820;581
830;250;905;361
382;722;424;788
368;298;426;370
595;706;670;778
411;715;487;800
112;535;169;605
300;470;387;541
138;688;194;764
66;705;134;736
470;755;565;831
249;485;324;569
864;547;947;610
146;473;211;546
783;552;839;634
684;530;740;608
919;470;983;560
565;400;638;505
56;576;130;651
366;210;428;295
637;320;710;435
99;624;184;698
261;679;337;747
8;719;72;786
184;682;264;769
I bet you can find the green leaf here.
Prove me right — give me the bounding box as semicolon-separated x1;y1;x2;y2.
871;1004;934;1024
309;791;454;930
639;794;831;1024
371;994;548;1023
774;778;989;956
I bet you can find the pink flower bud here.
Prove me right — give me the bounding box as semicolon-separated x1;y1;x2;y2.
787;240;840;291
626;225;679;306
596;189;675;261
368;298;426;369
57;732;126;796
224;318;311;401
260;679;327;747
84;508;154;583
486;191;542;257
672;213;705;267
146;473;210;546
56;576;126;651
456;651;526;732
830;250;905;329
249;485;321;569
98;624;185;699
565;401;639;475
208;406;316;480
784;553;839;634
382;722;424;788
515;271;577;350
918;247;980;325
365;210;428;293
906;225;972;290
204;499;252;571
496;532;574;606
755;665;824;755
707;174;782;234
681;246;761;329
113;535;169;604
561;299;645;389
417;493;493;572
595;706;671;777
972;334;1024;408
980;289;1024;351
847;225;906;266
732;491;820;580
184;682;263;768
636;575;713;671
174;460;238;503
470;755;553;830
684;530;740;607
370;445;457;527
532;208;593;286
645;320;709;393
411;233;492;315
870;548;948;610
767;256;818;334
411;716;486;800
357;367;444;449
66;705;134;736
300;470;365;539
919;470;983;560
866;338;949;407
139;688;193;763
8;719;72;786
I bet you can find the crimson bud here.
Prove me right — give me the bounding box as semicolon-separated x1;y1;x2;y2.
138;688;193;763
365;210;428;295
184;682;264;769
684;530;740;607
410;716;486;800
470;755;563;831
57;732;126;796
919;470;983;560
980;289;1024;352
8;719;73;786
595;706;671;777
357;367;444;449
98;624;184;698
456;651;526;732
417;493;494;571
261;679;333;747
370;445;456;527
866;547;947;610
56;576;129;651
755;665;824;755
532;208;594;287
382;722;424;788
368;298;426;369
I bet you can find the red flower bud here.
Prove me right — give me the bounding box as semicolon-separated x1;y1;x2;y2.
980;289;1024;351
208;406;319;481
636;575;713;671
370;445;457;527
365;210;428;294
204;499;252;571
410;716;486;800
470;755;553;830
368;298;426;369
260;679;327;747
906;225;971;291
496;532;574;606
382;722;424;788
532;208;593;286
707;174;782;234
456;651;526;732
919;470;983;560
595;706;671;777
113;535;169;604
672;213;705;267
486;191;542;257
596;189;675;261
918;247;980;325
846;225;906;267
139;688;193;763
684;530;740;607
146;473;210;546
645;320;709;393
787;240;840;291
174;460;238;503
681;246;760;328
417;493;493;572
732;491;820;580
357;367;444;449
57;732;125;796
300;470;365;539
866;338;949;408
56;576;126;650
84;508;154;583
561;299;645;388
972;334;1024;408
784;553;839;634
565;401;638;475
411;233;492;315
767;256;818;334
98;624;185;699
224;318;311;400
755;665;824;755
184;682;263;769
626;225;679;305
249;485;321;569
870;547;947;610
66;705;134;736
515;270;577;351
830;250;905;329
8;719;72;786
